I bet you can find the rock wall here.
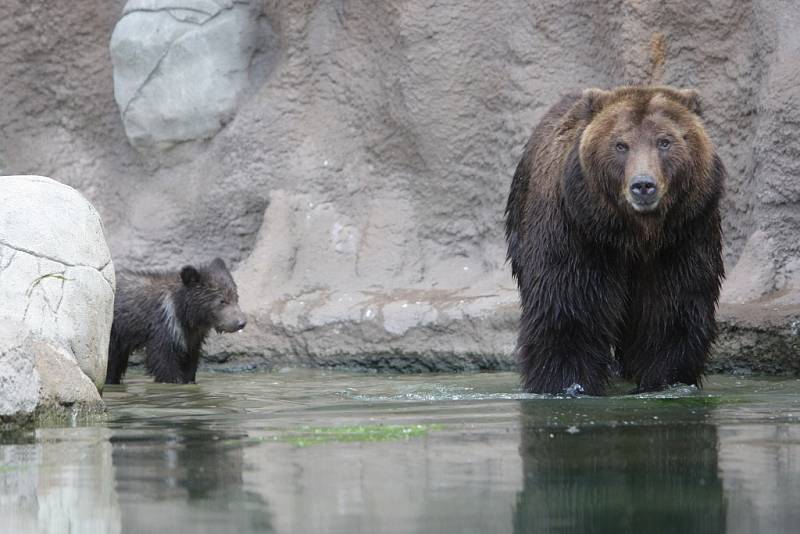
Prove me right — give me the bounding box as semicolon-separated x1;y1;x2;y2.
0;0;797;372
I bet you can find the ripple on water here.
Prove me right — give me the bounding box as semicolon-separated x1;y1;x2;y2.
4;370;800;534
341;380;706;403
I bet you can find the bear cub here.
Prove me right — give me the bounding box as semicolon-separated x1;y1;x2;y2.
505;86;726;395
105;258;247;384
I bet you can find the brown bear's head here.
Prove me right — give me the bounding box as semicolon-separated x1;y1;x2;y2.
572;86;722;225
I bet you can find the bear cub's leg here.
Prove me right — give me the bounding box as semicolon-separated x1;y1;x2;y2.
144;336;193;384
105;336;133;384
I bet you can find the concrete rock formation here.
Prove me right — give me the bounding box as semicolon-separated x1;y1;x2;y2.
0;176;115;389
0;1;798;373
110;0;265;151
0;322;104;424
0;327;40;421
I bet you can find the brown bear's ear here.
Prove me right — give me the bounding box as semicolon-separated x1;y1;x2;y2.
579;88;611;119
676;89;703;116
210;257;227;271
180;265;202;286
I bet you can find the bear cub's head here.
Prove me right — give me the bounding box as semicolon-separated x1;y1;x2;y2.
179;257;247;334
575;86;720;218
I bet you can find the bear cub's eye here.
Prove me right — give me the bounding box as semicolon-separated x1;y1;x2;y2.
615;142;629;153
657;138;672;150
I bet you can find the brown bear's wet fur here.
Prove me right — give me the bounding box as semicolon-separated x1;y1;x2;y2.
505;86;725;395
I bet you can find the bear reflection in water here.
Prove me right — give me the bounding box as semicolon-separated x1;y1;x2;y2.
513;402;726;534
111;421;273;532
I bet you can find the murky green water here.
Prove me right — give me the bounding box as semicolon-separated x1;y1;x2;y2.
2;370;800;534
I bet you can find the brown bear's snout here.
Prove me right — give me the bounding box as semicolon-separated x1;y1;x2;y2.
628;174;659;211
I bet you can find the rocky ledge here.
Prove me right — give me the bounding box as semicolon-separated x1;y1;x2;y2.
202;287;799;378
713;299;800;376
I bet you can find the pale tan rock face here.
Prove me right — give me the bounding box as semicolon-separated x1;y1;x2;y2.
0;1;797;372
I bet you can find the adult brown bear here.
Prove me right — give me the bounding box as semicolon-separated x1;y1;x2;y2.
505;86;725;395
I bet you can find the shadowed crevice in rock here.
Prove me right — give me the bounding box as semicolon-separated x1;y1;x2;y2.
119;46;172;121
0;238;110;272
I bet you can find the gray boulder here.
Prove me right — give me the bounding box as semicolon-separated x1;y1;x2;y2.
0;175;115;390
110;0;261;151
0;322;103;423
0;327;40;421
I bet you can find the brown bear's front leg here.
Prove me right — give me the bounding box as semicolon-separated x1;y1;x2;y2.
517;260;627;396
620;296;717;393
619;234;723;393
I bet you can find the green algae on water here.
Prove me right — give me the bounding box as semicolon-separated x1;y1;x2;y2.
282;424;443;448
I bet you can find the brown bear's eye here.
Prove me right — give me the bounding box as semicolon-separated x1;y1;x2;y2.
615;142;629;153
657;138;671;150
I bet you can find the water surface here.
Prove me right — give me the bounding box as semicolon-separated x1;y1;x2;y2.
2;370;799;533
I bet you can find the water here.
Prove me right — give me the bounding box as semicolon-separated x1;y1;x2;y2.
2;370;800;534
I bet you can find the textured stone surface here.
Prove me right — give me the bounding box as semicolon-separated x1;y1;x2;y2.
0;322;103;424
0;326;40;421
712;304;800;376
110;0;264;151
0;176;115;389
0;1;798;374
34;340;104;412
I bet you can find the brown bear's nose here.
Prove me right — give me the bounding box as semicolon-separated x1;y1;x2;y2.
630;175;658;204
236;318;247;331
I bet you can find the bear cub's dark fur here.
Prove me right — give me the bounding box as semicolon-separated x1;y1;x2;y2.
105;258;247;384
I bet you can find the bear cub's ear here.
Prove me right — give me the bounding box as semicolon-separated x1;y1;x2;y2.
180;265;202;286
209;257;228;271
